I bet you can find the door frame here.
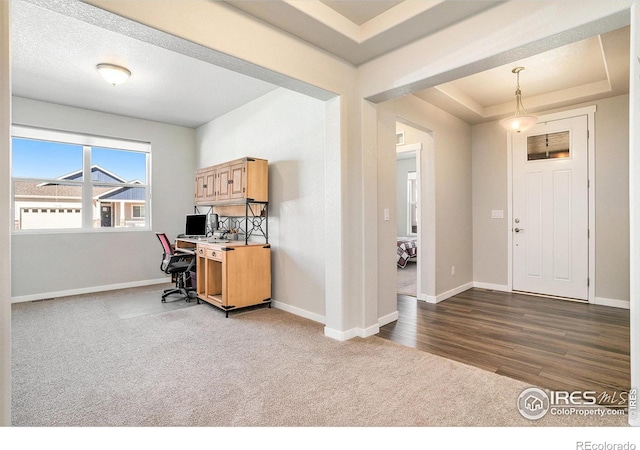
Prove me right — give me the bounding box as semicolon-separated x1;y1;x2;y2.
507;105;596;303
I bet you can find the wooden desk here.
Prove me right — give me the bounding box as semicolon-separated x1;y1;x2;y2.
176;237;271;316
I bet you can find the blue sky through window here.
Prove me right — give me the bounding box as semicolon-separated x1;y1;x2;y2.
12;138;82;179
12;138;146;182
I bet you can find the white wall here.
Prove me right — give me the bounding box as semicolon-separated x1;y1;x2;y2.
11;97;197;300
196;88;326;320
471;95;630;305
591;95;630;303
472;121;510;288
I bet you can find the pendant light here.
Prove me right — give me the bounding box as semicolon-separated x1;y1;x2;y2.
96;63;131;86
500;67;537;133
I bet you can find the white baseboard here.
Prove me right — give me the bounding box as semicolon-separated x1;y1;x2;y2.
271;301;325;324
324;326;360;341
594;297;630;309
362;323;380;337
423;282;474;304
378;310;398;327
10;278;169;304
324;322;382;341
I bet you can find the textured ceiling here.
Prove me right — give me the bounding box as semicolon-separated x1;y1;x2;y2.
11;0;280;128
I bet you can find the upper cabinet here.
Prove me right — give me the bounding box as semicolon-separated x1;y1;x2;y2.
195;157;268;205
194;166;216;204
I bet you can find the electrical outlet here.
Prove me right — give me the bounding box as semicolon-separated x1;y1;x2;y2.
451;265;456;276
384;208;390;221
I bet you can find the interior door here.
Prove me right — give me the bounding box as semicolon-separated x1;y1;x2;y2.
512;115;588;300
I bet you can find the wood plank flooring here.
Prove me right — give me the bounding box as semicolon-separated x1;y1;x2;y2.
378;289;630;397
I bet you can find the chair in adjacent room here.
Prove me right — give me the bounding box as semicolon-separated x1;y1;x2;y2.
155;232;195;302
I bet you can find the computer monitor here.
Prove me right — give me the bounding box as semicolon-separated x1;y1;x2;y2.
185;214;207;237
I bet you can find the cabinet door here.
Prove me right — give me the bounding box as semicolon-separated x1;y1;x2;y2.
216;164;232;201
229;162;245;199
203;170;216;203
224;246;271;308
195;170;208;203
195;168;216;204
194;170;207;203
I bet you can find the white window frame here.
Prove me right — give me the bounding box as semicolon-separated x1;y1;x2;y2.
11;125;151;233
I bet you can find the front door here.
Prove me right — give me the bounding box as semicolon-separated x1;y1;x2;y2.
100;205;112;227
512;115;589;300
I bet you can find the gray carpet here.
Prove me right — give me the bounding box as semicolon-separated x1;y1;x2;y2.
101;283;197;319
11;285;628;427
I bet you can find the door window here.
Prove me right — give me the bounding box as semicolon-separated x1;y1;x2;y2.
527;131;570;161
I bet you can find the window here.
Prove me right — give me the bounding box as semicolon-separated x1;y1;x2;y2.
527;131;570;161
132;205;145;219
11;126;150;232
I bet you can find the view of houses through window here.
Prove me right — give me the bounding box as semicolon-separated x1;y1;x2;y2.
11;126;150;231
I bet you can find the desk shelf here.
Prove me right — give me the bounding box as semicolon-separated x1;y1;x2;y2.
194;200;269;245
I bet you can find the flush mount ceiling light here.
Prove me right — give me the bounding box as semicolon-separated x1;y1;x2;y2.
96;63;131;86
500;66;537;133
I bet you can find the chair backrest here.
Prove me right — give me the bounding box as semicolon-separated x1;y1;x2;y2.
156;232;174;256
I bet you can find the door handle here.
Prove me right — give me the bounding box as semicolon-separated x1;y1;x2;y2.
514;228;524;233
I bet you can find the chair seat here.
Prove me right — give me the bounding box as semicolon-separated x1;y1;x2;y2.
166;261;192;274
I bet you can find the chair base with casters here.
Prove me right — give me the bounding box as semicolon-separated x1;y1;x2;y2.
161;270;196;302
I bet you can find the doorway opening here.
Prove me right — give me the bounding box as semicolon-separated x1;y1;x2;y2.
396;146;417;296
395;118;435;300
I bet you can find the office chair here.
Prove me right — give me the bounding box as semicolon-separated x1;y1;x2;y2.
155;232;196;302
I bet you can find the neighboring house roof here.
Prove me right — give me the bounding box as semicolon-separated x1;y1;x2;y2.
97;181;145;201
14;180;83;198
14;165;143;201
56;165;128;184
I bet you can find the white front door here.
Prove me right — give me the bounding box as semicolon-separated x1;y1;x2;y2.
512;115;589;300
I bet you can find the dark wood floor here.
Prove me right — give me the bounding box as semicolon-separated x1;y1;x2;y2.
379;289;630;397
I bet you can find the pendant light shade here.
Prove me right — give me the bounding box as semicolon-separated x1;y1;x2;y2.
500;67;537;133
96;63;131;86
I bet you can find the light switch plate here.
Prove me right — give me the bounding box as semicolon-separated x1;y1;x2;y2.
491;210;504;219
